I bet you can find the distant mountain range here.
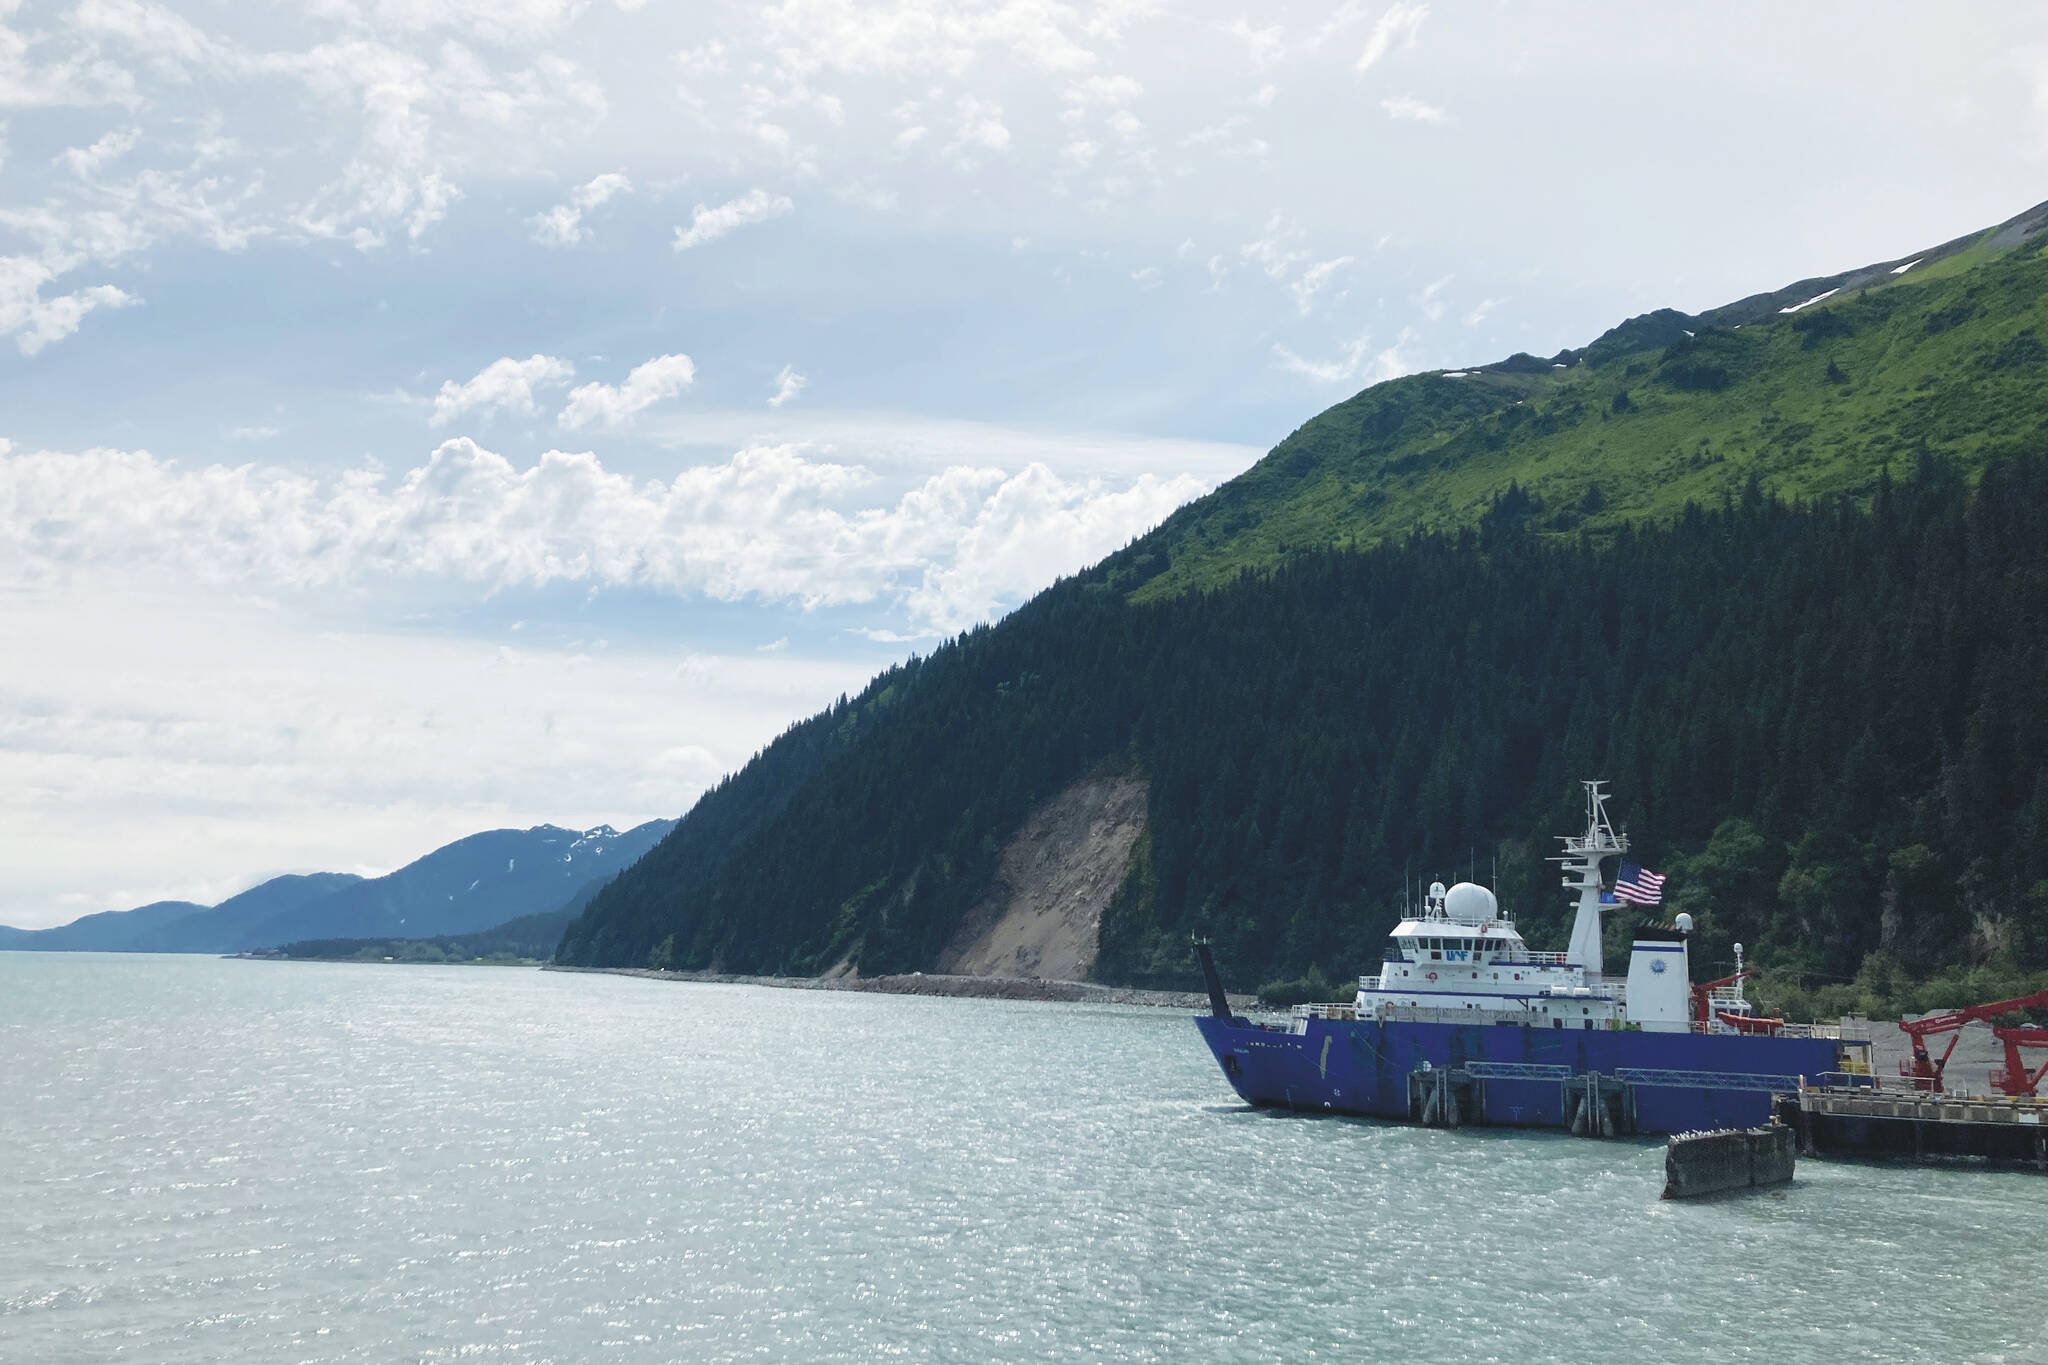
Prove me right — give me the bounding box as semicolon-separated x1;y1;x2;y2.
263;879;614;964
0;820;674;954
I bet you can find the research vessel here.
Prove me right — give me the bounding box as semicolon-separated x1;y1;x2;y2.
1194;781;1874;1135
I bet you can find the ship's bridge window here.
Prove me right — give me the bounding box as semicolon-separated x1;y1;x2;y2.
1384;936;1407;962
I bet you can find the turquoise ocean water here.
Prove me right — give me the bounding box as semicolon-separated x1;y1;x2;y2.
2;952;2041;1363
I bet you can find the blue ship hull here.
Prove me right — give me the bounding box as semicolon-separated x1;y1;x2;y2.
1195;1014;1847;1134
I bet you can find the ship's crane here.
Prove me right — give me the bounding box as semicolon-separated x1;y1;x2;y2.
1897;992;2048;1092
1988;1022;2048;1098
1690;968;1755;1026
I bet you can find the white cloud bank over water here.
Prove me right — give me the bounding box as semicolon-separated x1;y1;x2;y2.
0;434;1208;635
0;583;878;929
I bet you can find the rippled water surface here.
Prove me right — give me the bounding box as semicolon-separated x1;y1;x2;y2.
3;953;2042;1363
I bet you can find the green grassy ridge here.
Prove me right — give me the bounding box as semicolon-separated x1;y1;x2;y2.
1128;214;2048;601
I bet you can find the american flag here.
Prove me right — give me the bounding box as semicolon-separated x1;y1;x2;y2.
1613;862;1667;906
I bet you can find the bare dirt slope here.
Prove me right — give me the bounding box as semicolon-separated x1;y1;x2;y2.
935;774;1148;982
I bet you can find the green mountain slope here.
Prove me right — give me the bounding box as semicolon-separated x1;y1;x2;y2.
1123;198;2048;599
557;201;2048;1003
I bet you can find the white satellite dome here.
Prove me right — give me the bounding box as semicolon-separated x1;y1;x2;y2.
1443;881;1497;926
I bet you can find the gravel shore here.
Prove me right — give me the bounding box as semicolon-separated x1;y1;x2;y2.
543;963;1257;1013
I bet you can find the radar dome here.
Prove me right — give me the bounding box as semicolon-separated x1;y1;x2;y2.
1443;882;1497;926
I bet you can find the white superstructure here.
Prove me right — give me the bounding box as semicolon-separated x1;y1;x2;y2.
1322;782;1722;1032
1351;876;1631;1030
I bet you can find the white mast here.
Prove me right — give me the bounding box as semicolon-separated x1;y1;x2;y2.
1555;779;1627;977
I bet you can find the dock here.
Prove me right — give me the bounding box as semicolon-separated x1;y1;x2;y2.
1776;1087;2048;1169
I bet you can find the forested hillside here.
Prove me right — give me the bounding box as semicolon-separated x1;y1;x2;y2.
562;453;2048;1000
557;204;2048;1006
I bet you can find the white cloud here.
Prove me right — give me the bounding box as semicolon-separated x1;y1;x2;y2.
0;259;138;354
1225;19;1284;72
1464;296;1502;327
1357;2;1428;71
258;36;601;250
767;364;806;407
430;354;575;427
1380;94;1444;123
360;0;589;46
1239;210;1306;279
1418;273;1453;320
949;95;1011;160
0;435;1209;635
675;39;728;75
558;352;696;429
227;424;280;441
758;0;1101;78
56;126;140;178
0;9;140;108
529;170;632;247
897;462;1202;632
1290;255;1353;314
1184;114;1267;160
672;187;793;251
1273;328;1419;385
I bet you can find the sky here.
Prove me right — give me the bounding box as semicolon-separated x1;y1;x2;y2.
3;0;2046;928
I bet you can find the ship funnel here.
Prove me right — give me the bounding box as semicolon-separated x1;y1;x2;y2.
1625;923;1692;1032
1192;939;1234;1020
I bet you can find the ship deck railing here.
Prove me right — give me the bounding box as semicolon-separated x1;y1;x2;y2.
1843;1071;2022;1100
1323;1000;1878;1041
1374;1003;1627;1029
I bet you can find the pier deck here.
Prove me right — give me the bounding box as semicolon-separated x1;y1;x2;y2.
1777;1088;2048;1169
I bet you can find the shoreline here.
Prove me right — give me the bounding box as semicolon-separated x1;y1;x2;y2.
542;963;1258;1013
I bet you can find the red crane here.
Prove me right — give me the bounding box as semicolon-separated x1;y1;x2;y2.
1897;991;2048;1093
1690;967;1755;1026
1989;1023;2048;1098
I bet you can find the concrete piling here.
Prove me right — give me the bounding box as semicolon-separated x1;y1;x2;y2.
1662;1124;1796;1199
